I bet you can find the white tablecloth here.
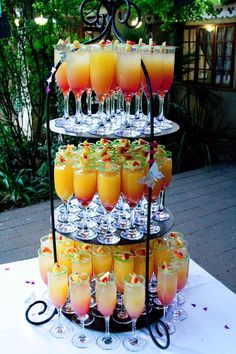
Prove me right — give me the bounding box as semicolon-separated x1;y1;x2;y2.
0;257;235;354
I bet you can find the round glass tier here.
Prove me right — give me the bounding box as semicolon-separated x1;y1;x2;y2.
54;203;174;246
49;118;179;139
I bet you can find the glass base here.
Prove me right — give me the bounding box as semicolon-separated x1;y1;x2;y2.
122;336;147;352
72;330;95;348
161;320;176;335
75;228;97;241
57;212;78;223
114;128;140;138
77;219;97;229
153;210;170;222
72;312;95;326
96;333;120;350
55;222;77;235
121;227;143;241
97;232;121;245
172;308;187;321
140;223;160;235
141;125;161;135
177;293;185;306
50;321;73;339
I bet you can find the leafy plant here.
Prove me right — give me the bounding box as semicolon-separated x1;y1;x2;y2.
168;83;232;172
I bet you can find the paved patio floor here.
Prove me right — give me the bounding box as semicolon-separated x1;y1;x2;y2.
0;163;236;292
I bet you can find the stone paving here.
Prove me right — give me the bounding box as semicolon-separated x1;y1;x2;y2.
0;163;236;293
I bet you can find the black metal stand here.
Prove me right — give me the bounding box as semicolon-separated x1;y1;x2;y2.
26;0;171;348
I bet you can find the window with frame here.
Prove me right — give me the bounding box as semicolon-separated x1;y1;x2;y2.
182;24;236;89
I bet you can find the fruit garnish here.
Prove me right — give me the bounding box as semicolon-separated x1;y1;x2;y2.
102;155;112;163
169;232;178;239
130;273;139;284
138;138;148;145
122;253;130;260
57;154;65;163
73;40;80;49
74;253;81;261
99;271;110;283
42;246;52;253
176;239;184;248
100;138;110;145
71;273;80;282
137;248;146;256
126;40;135;45
52;263;61;273
48;233;53;239
174;250;184;259
133;160;140;167
161;263;167;270
96;246;105;253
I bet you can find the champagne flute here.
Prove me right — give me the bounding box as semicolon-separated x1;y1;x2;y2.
96;272;120;350
112;251;134;325
123;274;146;351
121;160;146;240
47;263;73;338
54;49;71;127
157;262;177;335
54;156;77;234
66;46;90;133
154;150;172;222
97;163;121;244
69;272;95;348
115;43;141;138
73;163;97;240
156;45;176;129
89;44;116;135
172;251;189;321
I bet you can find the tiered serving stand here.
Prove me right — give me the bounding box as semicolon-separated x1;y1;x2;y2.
25;0;180;350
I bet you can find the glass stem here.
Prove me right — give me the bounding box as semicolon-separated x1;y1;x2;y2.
158;95;165;121
125;100;131;128
111;94;116;117
158;189;165;212
131;318;137;339
57;306;63;327
87;90;92;117
64;201;69;222
75;95;82;124
80;317;85;336
63;92;69;119
130;207;135;228
106;97;111;119
98;100;105;126
163;305;167;323
104;316;110;338
135;94;140;119
84;207;88;228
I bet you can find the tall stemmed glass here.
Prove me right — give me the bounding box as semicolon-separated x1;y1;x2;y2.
154;150;172;222
157;263;177;335
121;160;146;240
156;45;176;129
54;155;77;234
65;46;90;133
97;163;121;244
123;274;146;351
89;44;116;135
47;264;73;338
141;45;162;134
115;43;141;137
113;251;134;325
96;272;120;350
54;49;71;127
172;251;189;321
73;163;97;240
69;272;95;348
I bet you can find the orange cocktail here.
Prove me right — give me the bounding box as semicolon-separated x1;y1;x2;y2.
73;164;97;240
97;163;121;244
92;245;113;277
157;263;177;334
113;252;134;293
54;155;77;234
121;160;146;240
160;151;172;189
